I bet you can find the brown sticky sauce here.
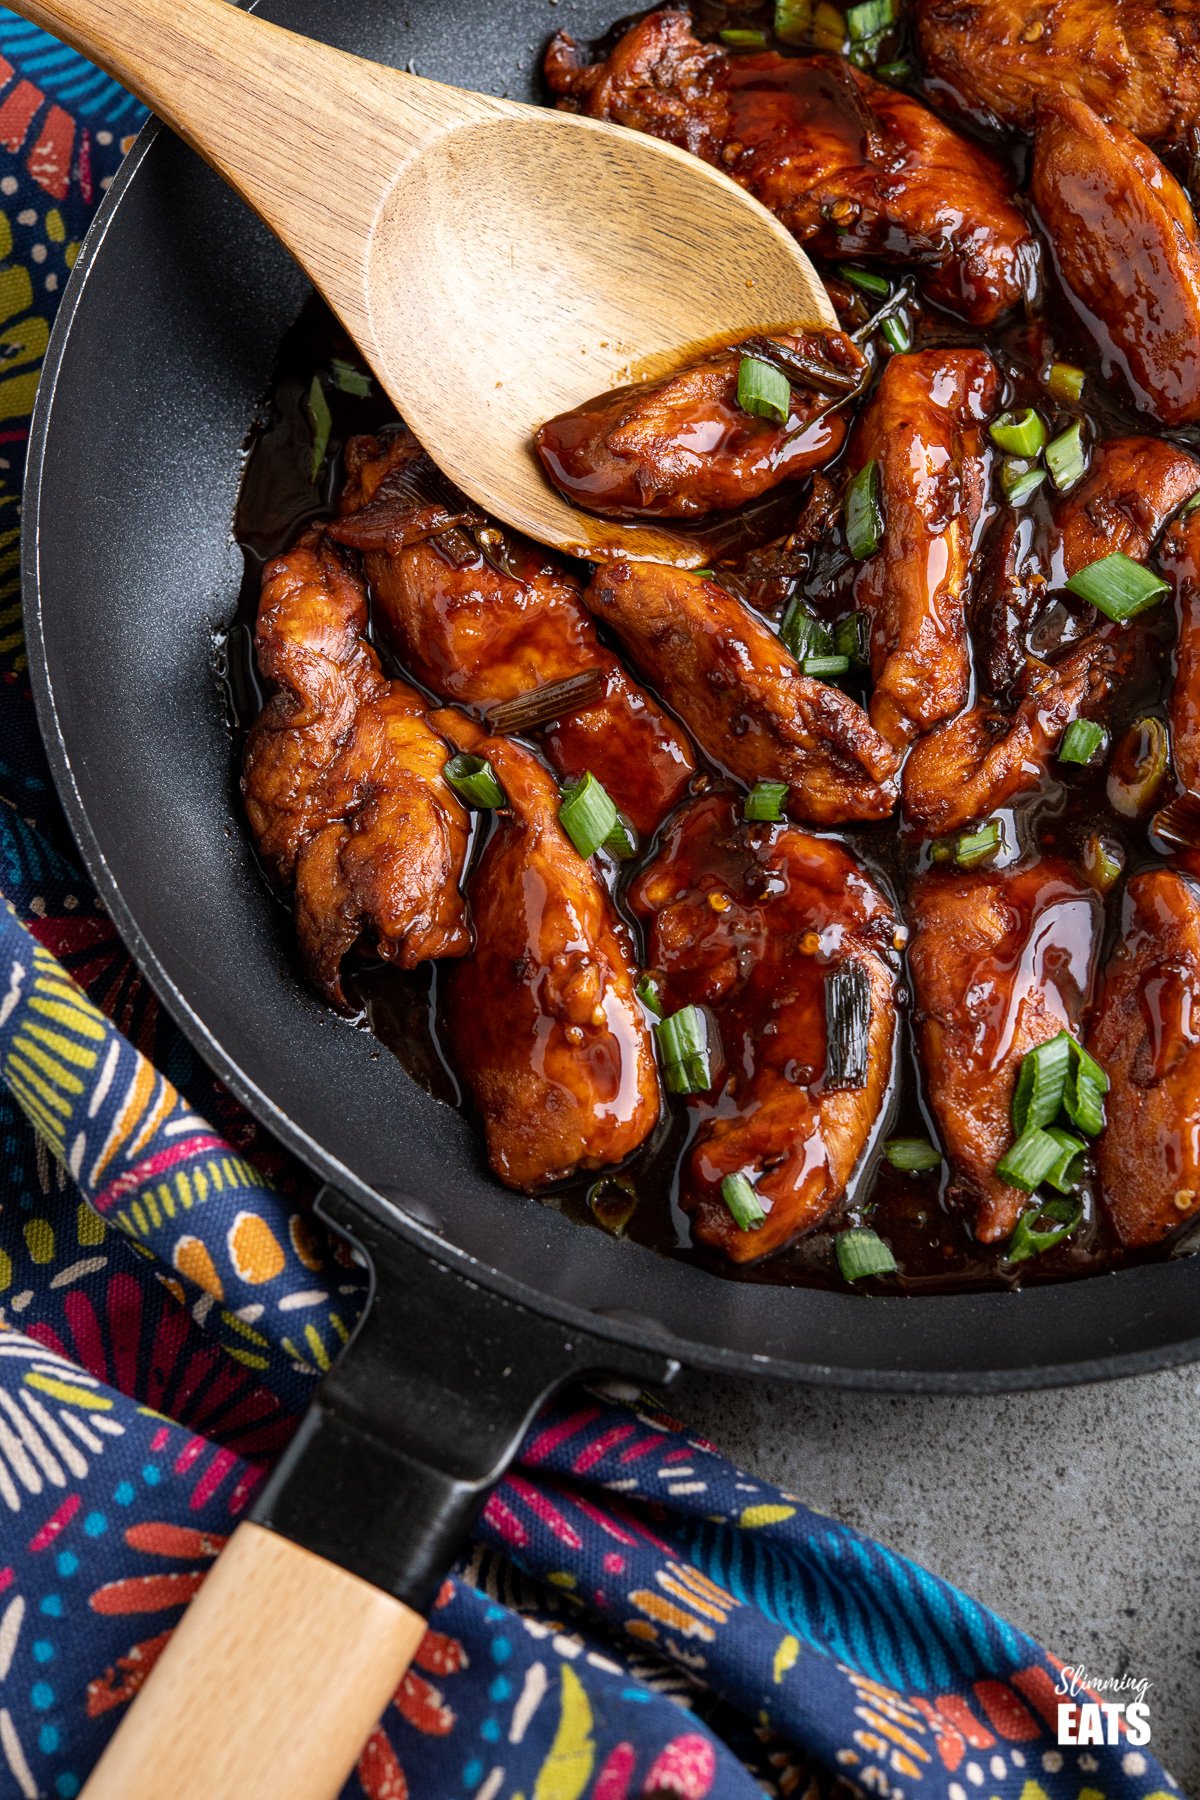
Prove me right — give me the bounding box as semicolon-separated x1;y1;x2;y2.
218;3;1200;1296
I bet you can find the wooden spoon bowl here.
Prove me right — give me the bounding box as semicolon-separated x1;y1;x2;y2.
17;0;836;564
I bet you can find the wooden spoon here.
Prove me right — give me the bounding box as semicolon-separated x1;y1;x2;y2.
16;0;836;565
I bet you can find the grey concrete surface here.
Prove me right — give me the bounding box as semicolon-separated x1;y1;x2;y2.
671;1362;1199;1793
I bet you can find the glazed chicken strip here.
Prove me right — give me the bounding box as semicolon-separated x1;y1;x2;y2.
850;348;997;746
909;860;1101;1242
329;432;695;836
903;630;1133;834
630;794;899;1261
1088;869;1200;1246
534;329;866;519
914;0;1200;142
977;436;1200;695
1163;508;1200;794
436;715;659;1190
545;8;1036;325
241;533;470;1005
1032;98;1200;427
585;561;901;823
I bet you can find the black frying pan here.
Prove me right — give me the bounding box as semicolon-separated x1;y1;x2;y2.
20;0;1200;1785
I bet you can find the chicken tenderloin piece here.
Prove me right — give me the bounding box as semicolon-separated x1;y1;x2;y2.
977;436;1200;696
585;561;901;823
850;348;997;746
914;0;1200;142
1088;869;1200;1247
330;432;694;836
909;861;1102;1242
438;716;659;1190
545;8;1036;325
535;328;867;519
1032;98;1200;427
241;533;470;1006
630;794;899;1261
1162;507;1200;795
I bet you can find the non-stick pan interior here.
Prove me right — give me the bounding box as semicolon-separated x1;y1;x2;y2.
24;0;1200;1387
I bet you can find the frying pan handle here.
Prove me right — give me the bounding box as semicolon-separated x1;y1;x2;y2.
81;1521;426;1800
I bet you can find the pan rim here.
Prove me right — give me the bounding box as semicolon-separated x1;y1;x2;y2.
21;97;1200;1396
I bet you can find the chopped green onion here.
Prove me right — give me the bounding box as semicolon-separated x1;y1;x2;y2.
781;597;834;662
1108;715;1169;817
737;355;791;425
719;26;768;45
846;0;892;39
1012;1031;1072;1136
1006;1193;1083;1263
604;813;638;860
845;460;883;560
1042;1125;1086;1194
834;610;871;666
1001;459;1047;506
655;1004;714;1096
825;961;872;1090
1064;1041;1109;1137
1045;421;1086;491
774;0;813;44
837;1226;897;1281
721;1172;767;1231
879;313;911;354
330;357;371;398
802;654;852;678
587;1177;638;1237
1082;831;1125;894
559;771;618;858
443;752;505;809
996;1125;1066;1192
1065;551;1168;621
307;374;332;483
884;1136;942;1172
874;57;911;80
989;409;1047;458
1058;718;1107;766
1046;361;1085;405
744;779;789;822
837;263;890;298
955;819;1002;868
1182;489;1200;520
636;974;665;1018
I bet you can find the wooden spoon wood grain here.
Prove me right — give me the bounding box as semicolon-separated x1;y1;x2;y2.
15;0;836;565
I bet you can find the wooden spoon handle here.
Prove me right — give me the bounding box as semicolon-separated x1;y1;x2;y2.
81;1521;426;1800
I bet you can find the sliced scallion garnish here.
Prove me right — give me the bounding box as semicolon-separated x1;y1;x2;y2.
802;653;852;678
989;409;1046;458
1065;551;1168;621
996;1125;1066;1192
1001;459;1047;506
636;973;665;1018
836;1226;897;1281
329;358;371;398
954;819;1002;868
774;0;813;45
837;263;890;299
845;460;883;560
443;752;505;809
834;610;871;666
825;961;871;1091
1042;1125;1086;1194
604;813;638;860
879;313;911;353
559;771;618;858
307;374;332;484
846;0;892;40
780;596;834;662
744;779;789;822
721;1172;767;1231
737;355;791;425
655;1004;715;1096
884;1136;941;1173
1058;718;1107;766
1006;1193;1082;1263
1182;489;1200;520
1011;1031;1072;1136
719;25;768;45
1065;1040;1109;1137
1046;361;1084;405
875;57;911;79
1045;421;1086;491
